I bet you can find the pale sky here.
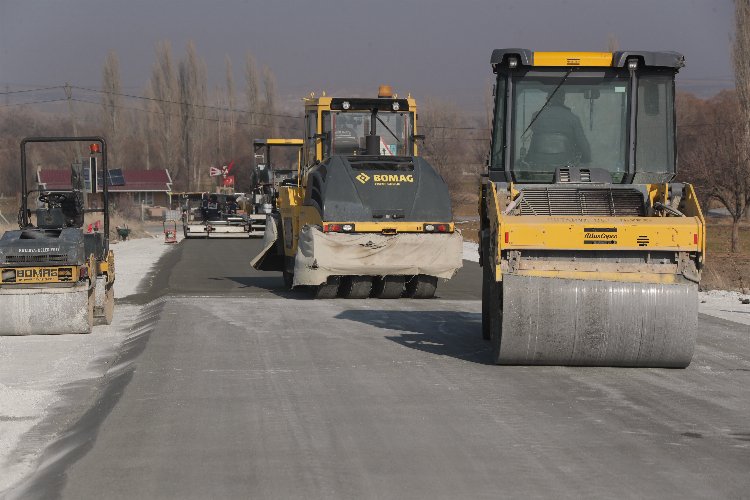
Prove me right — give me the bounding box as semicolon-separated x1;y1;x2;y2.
0;0;734;114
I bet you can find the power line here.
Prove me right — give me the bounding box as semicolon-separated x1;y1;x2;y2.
68;97;304;133
0;98;69;108
0;85;63;95
71;85;303;120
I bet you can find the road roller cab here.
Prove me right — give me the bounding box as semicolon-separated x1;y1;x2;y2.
479;50;704;367
252;86;463;298
0;137;115;335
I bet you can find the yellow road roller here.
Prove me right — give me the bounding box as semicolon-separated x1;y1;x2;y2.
479;50;704;367
0;137;115;334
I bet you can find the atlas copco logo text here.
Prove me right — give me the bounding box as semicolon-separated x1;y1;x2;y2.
584;233;616;240
583;227;617;245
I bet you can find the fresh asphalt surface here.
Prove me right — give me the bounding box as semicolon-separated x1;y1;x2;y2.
11;238;750;499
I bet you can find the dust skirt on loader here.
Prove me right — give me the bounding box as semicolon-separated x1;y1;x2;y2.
489;275;698;367
0;282;92;335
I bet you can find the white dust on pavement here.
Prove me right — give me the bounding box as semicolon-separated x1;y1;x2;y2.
0;233;175;492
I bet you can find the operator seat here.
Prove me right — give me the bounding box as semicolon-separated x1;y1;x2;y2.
525;132;576;167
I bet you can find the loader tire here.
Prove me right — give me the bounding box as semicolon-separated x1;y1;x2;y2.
371;276;405;299
406;275;437;299
313;276;341;299
340;276;372;299
481;247;492;340
488;280;503;363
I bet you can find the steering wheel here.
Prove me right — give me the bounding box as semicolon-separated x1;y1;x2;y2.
39;192;68;205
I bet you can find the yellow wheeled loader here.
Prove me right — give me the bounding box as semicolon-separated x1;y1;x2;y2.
0;137;115;334
479;50;704;367
252;86;463;298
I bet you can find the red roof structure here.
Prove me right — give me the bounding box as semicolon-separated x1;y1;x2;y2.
37;168;172;192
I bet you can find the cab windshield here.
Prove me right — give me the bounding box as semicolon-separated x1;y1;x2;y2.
511;70;630;182
329;111;412;156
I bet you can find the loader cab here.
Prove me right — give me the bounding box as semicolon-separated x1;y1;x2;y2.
488;50;681;185
302;86;419;169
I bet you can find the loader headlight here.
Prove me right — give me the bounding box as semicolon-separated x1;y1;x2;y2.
424;224;435;232
342;101;351;110
392;102;400;111
508;56;518;69
324;223;355;233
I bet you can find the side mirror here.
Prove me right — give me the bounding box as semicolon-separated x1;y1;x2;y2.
412;134;426;142
643;82;660;115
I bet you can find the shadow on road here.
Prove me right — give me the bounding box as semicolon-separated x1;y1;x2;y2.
6;301;165;499
335;309;492;364
223;276;316;299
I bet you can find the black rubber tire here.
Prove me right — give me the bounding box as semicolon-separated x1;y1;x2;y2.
481;242;492;341
313;276;341;299
489;280;503;364
340;276;372;299
405;275;438;299
283;271;294;290
371;276;405;299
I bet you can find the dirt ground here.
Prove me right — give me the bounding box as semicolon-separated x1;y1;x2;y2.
701;221;750;292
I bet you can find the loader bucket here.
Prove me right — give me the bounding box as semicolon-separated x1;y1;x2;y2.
251;213;285;272
0;283;92;335
493;275;698;367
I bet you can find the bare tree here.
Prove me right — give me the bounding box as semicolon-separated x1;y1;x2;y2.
225;55;236;159
418;98;476;206
245;51;260;136
178;40;207;190
734;0;750;226
262;66;278;136
676;92;714;211
148;41;180;184
606;34;619;52
684;92;750;252
101;50;121;167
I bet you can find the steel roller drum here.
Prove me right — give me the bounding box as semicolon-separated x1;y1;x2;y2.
496;275;698;367
0;283;91;335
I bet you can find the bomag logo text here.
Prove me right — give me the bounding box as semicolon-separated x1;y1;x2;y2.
373;174;413;183
17;269;58;278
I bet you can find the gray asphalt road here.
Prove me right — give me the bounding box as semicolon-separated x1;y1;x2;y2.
11;238;750;499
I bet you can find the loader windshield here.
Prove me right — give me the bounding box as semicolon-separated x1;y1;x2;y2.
511;70;629;182
329;111;412;156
